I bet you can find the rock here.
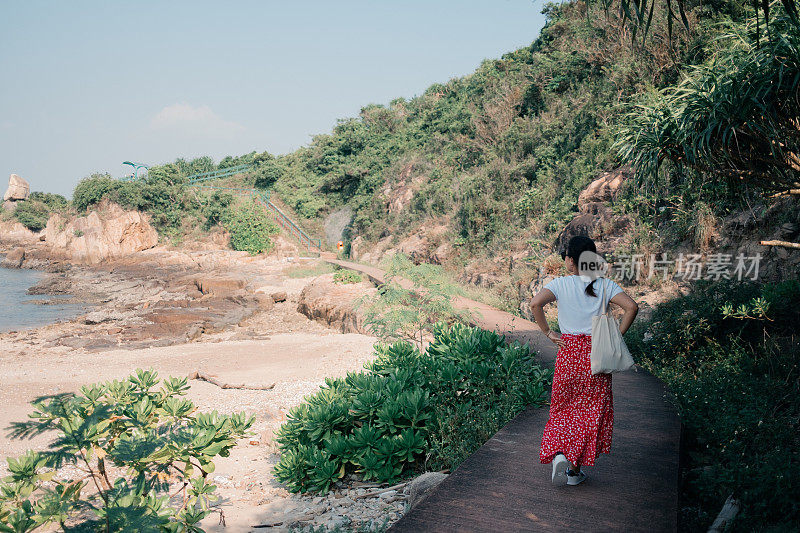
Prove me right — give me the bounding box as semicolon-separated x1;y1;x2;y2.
577;168;628;207
407;472;448;508
296;273;375;334
43;201;158;264
194;277;246;296
254;293;275;310
324;207;353;245
378;490;397;499
83;311;118;324
780;222;799;238
3;174;30;202
185;323;204;341
554;213;596;254
270;291;287;303
1;247;25;268
0;221;39;245
431;243;451;265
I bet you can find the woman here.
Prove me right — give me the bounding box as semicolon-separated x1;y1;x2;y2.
529;235;639;486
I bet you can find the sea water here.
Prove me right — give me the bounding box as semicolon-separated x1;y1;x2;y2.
0;266;87;332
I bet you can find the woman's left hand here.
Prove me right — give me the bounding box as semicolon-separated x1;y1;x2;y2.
547;330;564;347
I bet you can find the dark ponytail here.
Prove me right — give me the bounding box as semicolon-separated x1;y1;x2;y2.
585;279;597;297
561;235;599;297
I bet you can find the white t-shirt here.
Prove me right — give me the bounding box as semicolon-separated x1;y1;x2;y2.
543;276;624;335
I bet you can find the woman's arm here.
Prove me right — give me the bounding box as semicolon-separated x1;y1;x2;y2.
610;292;639;335
530;288;564;347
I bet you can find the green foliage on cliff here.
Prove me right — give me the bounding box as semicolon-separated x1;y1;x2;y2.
270;0;711;249
12;201;51;232
273;323;550;493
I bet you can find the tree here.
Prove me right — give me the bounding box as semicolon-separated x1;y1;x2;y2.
0;369;253;532
359;254;471;349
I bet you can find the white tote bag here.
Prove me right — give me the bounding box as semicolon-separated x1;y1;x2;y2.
589;279;635;375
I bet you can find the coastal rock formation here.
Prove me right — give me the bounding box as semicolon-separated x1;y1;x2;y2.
44;201;159;264
0;221;39;245
297;273;375;334
1;247;25;268
3;174;30;202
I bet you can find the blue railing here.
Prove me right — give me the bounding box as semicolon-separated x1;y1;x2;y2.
187;184;322;251
255;191;322;250
185;164;253;184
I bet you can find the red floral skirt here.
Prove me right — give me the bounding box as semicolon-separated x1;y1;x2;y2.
539;333;613;466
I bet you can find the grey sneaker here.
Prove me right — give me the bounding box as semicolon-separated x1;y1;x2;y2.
551;454;569;485
566;468;587;486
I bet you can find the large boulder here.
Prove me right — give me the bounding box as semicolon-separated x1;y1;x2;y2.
577;168;627;207
43;201;159;264
3;174;30;202
0;221;39;245
1;247;25;268
297;272;376;334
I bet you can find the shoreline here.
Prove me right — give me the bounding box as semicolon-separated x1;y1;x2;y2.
0;242;415;531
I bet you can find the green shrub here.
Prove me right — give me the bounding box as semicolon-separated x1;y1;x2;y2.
200;192;235;230
12;201;50;232
72;173;118;212
222;200;280;255
628;280;800;531
333;269;362;284
0;369;254;532
28;192;67;212
273;323;550;493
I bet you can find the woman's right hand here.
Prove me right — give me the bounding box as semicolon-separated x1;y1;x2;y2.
547;330;564;347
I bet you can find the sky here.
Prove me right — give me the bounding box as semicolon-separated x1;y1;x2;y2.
1;1;547;197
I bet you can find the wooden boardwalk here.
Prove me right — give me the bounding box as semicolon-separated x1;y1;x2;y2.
323;257;682;532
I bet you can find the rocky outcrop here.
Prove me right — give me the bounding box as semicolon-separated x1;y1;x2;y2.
0;221;39;245
43;201;159;264
193;276;246;296
351;224;450;266
1;247;25;268
297;273;375;334
3;174;30;202
381;160;431;214
554;167;631;254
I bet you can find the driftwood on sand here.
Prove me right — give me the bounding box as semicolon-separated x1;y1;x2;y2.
188;370;275;390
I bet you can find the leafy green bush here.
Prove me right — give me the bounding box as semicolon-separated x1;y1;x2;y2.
273;323;550;493
13;201;51;232
333;269;362;284
222;199;280;255
0;369;254;532
28;192;67;212
200;192;234;230
72;174;119;213
628;280;800;531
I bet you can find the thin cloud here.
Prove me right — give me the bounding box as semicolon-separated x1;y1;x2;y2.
150;103;244;137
